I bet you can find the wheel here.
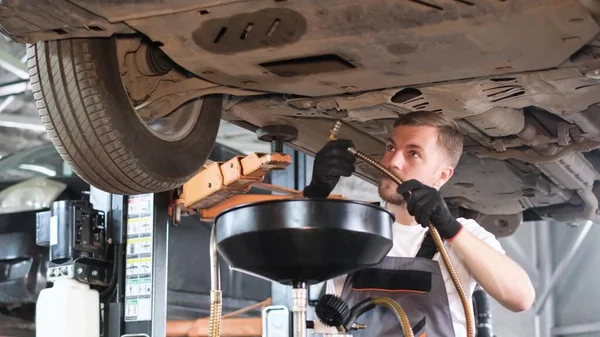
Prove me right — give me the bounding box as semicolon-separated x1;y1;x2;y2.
26;38;221;194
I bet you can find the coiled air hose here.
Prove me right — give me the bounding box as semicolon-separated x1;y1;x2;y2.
317;294;413;336
329;120;475;337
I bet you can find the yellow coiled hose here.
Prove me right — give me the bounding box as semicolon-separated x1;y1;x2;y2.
372;297;414;337
330;120;475;337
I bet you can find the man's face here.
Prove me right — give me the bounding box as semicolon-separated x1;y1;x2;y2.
378;125;453;205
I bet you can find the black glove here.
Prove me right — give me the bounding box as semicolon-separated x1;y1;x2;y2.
396;179;463;240
303;139;356;198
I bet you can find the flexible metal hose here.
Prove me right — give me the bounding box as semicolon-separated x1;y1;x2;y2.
208;290;222;337
209;225;222;337
330;120;475;337
372;298;414;337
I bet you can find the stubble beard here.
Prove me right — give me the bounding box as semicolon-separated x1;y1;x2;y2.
378;176;406;206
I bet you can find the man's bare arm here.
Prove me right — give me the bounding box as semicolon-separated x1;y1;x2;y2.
395;179;536;311
449;229;535;312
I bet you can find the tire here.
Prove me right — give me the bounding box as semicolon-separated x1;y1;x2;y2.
26;38;222;195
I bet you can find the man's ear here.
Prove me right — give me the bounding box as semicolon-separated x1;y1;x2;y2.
434;166;454;189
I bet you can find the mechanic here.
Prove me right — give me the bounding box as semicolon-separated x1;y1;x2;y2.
302;111;535;337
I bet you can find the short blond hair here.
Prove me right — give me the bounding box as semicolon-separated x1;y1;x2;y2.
393;111;463;167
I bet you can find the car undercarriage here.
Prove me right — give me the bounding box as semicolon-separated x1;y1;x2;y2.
2;0;600;235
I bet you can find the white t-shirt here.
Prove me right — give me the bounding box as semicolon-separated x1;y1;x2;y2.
324;217;505;337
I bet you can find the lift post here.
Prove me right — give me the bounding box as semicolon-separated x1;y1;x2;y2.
122;192;170;336
85;190;171;337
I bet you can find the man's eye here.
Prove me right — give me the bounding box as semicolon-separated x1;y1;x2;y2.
386;143;395;152
409;151;420;158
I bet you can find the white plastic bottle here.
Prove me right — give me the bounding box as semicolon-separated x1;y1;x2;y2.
36;278;100;337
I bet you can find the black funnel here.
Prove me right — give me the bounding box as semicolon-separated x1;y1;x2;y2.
214;199;394;285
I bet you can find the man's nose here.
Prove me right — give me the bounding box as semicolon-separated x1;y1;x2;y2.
386;151;404;170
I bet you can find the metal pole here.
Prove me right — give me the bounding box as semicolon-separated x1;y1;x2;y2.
0;113;45;131
0;80;29;97
269;145;309;337
502;236;539;285
535;221;554;337
209;224;222;337
150;193;170;337
0;96;15;113
552;322;600;335
0;49;29;79
534;220;594;314
210;224;221;295
292;282;307;337
531;223;538;279
121;193;170;336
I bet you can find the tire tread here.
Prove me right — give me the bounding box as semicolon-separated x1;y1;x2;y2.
27;39;214;194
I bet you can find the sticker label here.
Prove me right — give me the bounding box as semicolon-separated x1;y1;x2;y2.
50;216;58;246
125;194;154;322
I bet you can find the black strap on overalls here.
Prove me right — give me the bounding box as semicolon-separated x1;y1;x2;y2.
416;231;438;260
370;201;438;260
